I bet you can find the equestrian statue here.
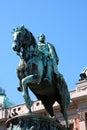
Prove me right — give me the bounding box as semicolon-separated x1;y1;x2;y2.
12;25;70;128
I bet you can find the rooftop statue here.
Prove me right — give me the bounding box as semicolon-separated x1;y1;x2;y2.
12;25;70;128
79;66;87;80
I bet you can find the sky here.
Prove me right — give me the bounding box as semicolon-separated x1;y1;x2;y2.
0;0;87;104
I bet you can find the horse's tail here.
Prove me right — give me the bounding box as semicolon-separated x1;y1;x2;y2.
56;74;70;108
53;73;70;127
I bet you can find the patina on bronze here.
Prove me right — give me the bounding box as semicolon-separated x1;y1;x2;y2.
11;25;70;129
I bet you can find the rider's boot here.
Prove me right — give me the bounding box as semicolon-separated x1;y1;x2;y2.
44;77;51;82
43;74;52;85
43;62;52;84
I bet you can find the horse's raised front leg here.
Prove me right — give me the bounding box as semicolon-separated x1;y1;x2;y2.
21;74;38;113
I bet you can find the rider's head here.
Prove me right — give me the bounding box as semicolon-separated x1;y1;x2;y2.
38;33;45;43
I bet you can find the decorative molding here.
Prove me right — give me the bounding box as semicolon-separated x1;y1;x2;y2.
78;112;85;121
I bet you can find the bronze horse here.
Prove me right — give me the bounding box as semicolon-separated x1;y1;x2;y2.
12;25;70;128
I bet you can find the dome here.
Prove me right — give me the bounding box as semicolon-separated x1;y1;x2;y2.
0;87;15;108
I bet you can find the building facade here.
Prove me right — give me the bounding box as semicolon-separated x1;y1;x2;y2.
0;77;87;130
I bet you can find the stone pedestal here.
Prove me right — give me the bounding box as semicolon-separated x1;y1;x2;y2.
5;114;68;130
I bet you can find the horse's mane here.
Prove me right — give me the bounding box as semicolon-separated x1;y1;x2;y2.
29;32;37;47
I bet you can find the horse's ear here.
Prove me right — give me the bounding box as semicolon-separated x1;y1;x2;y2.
21;24;25;29
12;28;15;34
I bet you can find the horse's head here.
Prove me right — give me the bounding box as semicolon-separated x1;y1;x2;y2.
12;25;37;53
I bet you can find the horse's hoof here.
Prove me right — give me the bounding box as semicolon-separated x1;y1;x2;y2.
17;86;22;92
